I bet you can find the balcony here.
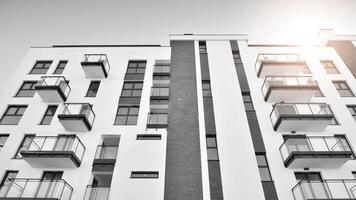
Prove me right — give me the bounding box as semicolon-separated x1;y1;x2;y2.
35;76;70;102
292;179;356;200
81;54;110;78
153;64;170;76
270;103;334;132
58;103;95;132
83;185;110;200
280;135;354;168
20;136;85;168
150;87;169;100
254;54;308;78
92;146;118;172
0;178;73;200
147;113;168;129
262;76;319;102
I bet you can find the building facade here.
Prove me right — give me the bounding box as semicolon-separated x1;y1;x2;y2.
0;30;356;200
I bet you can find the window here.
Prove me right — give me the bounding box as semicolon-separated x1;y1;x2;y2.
321;61;339;74
40;105;58;125
126;61;146;74
121;82;143;97
0;134;9;151
206;135;219;161
86;81;101;97
0;105;27;125
199;41;207;53
15;81;38;97
53;61;67;74
242;93;254;111
136;134;161;140
30;61;52;74
154;65;170;73
232;51;242;63
333;81;354;97
151;87;169;98
352;172;356;179
130;171;159;179
256;154;272;181
114;106;139;125
202;80;212;97
347;105;356;121
0;171;18;195
14;134;35;158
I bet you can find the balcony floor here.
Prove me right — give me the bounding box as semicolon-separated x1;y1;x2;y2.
21;151;81;168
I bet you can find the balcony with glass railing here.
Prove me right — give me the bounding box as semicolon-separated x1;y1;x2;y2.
0;178;73;200
92;145;118;172
262;76;319;102
81;54;110;78
292;179;356;200
280;135;354;168
153;65;170;76
254;53;308;78
150;87;169;100
83;185;110;200
35;76;71;102
270;103;334;132
147;113;168;129
58;103;95;132
20;135;85;168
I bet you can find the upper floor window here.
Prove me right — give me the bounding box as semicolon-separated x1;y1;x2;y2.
121;82;143;97
242;93;254;111
332;81;354;97
0;105;28;125
232;51;242;63
14;134;35;158
321;61;339;74
347;105;356;121
30;61;52;74
199;41;207;53
202;80;212;97
40;105;58;125
206;135;219;161
15;81;38;97
126;61;146;74
0;134;9;151
130;171;159;179
256;154;272;181
114;105;139;125
86;81;101;97
53;61;67;74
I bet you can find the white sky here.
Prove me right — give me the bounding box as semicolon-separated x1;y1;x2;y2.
1;0;356;81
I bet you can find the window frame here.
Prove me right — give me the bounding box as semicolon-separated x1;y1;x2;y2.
0;134;10;151
206;135;219;161
120;82;143;97
0;105;28;125
53;60;68;74
39;105;58;125
136;134;161;140
126;60;147;74
29;60;53;74
15;81;38;97
202;80;212;97
130;171;159;179
14;134;35;159
321;60;340;74
85;81;101;97
114;105;140;125
256;153;273;181
242;92;254;111
332;80;354;97
347;105;356;121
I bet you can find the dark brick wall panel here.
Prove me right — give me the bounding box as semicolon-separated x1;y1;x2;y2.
327;40;356;78
164;41;203;200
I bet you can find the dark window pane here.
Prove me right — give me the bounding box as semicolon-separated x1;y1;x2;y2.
206;137;217;148
0;106;27;125
259;168;272;181
86;81;100;97
30;61;52;74
16;81;37;97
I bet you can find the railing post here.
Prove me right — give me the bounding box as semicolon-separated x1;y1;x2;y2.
323;137;331;152
307;137;314;152
324;180;333;199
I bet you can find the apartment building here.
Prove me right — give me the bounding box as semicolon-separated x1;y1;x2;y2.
0;29;356;200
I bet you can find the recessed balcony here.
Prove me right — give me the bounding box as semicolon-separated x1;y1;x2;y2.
153;61;170;76
147;113;168;129
262;76;319;102
35;76;70;102
254;54;309;78
280;135;354;168
270;103;334;132
83;185;110;200
81;54;110;79
150;87;169;100
292;179;356;200
92;145;118;172
20;135;85;168
0;178;73;200
58;103;95;132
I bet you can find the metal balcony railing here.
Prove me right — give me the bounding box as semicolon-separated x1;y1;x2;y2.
292;179;356;200
147;113;168;128
94;145;118;160
254;53;305;74
280;135;354;162
22;135;85;162
36;76;71;97
153;65;170;74
270;103;333;127
262;76;317;97
82;54;110;73
151;87;169;98
60;103;95;126
0;178;73;200
83;185;110;200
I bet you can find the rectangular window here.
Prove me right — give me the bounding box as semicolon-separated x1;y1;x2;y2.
40;105;58;125
347;105;356;121
0;134;9;151
15;134;35;158
199;41;207;53
352;172;356;179
30;61;52;74
136;134;161;140
126;61;147;74
206;135;219;161
121;82;143;97
114;105;139;125
130;171;159;179
86;81;101;97
321;61;339;74
53;61;67;74
0;105;28;125
0;171;18;196
242;93;254;111
15;81;38;97
256;154;272;181
202;80;212;97
333;81;354;97
232;51;242;63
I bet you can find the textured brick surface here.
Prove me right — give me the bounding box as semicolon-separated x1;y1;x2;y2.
164;41;203;200
327;40;356;78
